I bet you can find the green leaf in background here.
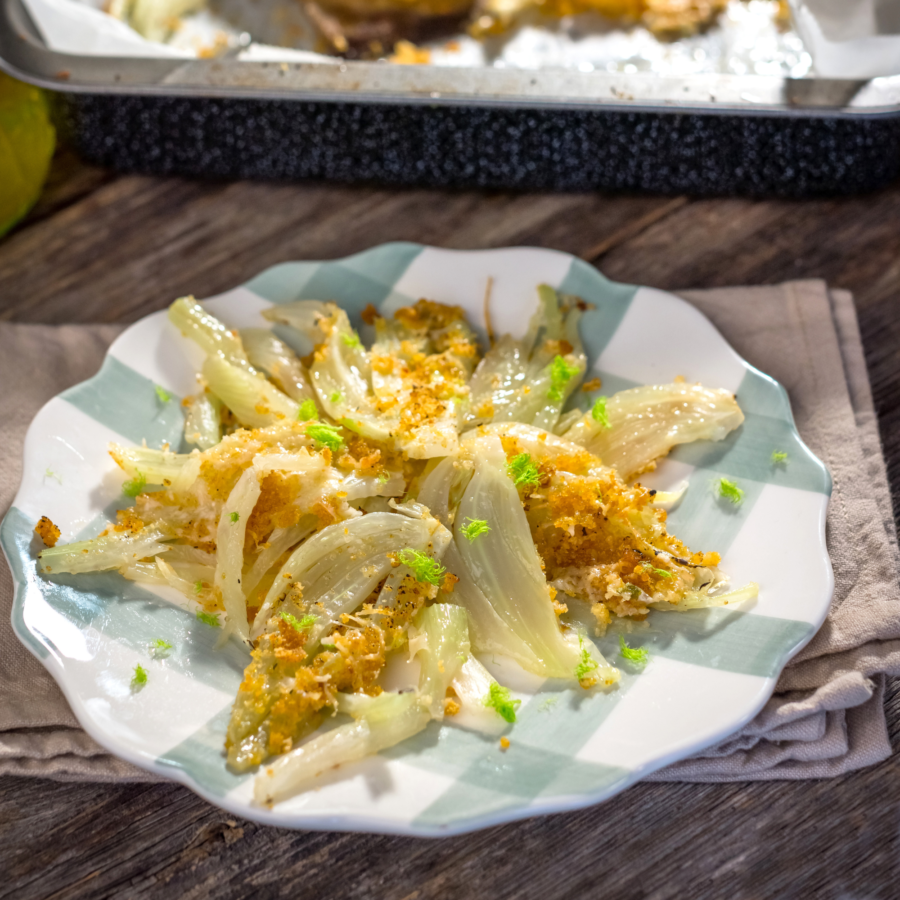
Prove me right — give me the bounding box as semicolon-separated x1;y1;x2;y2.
0;72;55;238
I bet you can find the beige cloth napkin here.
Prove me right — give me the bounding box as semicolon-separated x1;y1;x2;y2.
1;281;898;785
649;282;900;780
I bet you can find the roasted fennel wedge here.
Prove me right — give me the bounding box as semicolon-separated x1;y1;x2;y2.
563;382;744;481
450;433;616;684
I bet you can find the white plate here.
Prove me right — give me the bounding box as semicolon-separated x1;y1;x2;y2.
1;243;833;836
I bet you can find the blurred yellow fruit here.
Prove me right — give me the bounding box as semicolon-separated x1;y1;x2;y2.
0;72;56;238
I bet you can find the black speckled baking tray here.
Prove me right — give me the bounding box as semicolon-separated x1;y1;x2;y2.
61;93;900;196
4;0;900;196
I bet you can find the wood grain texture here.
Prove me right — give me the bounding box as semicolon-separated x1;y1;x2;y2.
0;175;677;325
1;151;899;900
17;147;115;230
0;689;898;900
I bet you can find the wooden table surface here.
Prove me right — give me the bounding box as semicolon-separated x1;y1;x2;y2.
2;148;900;899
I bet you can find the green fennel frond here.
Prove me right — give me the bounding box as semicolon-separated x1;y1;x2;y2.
771;450;789;464
591;396;611;429
484;682;521;724
297;399;318;421
229;511;240;524
460;518;491;542
150;638;173;656
547;355;581;402
280;611;316;632
575;646;599;682
718;477;745;505
330;391;343;404
507;453;541;489
196;611;220;627
306;423;344;453
574;632;600;683
398;548;445;586
619;635;650;667
131;664;148;688
341;332;362;349
155;384;173;403
122;472;146;498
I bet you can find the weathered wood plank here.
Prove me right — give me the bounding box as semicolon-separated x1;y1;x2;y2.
0;172;679;325
0;703;897;900
12;147;115;232
595;192;900;309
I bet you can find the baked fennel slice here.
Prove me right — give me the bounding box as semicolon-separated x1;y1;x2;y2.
35;283;754;804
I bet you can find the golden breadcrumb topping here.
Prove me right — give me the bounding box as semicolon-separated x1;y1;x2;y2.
113;510;144;534
496;430;722;630
394;299;467;334
482;0;728;38
360;303;381;325
336;436;385;473
441;571;460;594
226;568;434;770
399;386;447;433
246;472;308;543
34;516;60;548
227;619;387;766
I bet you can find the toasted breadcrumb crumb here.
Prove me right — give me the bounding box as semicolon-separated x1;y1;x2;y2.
34;516;60;547
389;40;431;64
441;571;460;593
361;303;381;325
